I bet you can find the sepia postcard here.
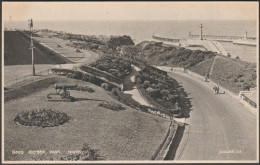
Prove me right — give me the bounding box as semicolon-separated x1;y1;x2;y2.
1;1;259;164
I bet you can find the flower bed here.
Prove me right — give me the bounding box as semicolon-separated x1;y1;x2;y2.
14;108;69;127
136;67;181;111
76;85;95;93
98;101;125;111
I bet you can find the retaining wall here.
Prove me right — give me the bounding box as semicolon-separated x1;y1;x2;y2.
152;120;179;160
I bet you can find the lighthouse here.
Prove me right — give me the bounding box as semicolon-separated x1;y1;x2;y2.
200;24;203;40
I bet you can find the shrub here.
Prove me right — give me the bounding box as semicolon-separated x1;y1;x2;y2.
82;73;89;81
76;85;95;93
98;101;125;111
80;65;122;84
89;75;99;85
160;89;170;96
72;71;82;80
143;80;150;89
101;83;112;91
76;48;81;52
111;88;118;96
61;143;103;160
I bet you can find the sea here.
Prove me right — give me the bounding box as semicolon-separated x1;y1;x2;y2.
4;20;257;63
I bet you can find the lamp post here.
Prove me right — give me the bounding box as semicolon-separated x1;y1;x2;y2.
200;24;203;40
28;19;35;76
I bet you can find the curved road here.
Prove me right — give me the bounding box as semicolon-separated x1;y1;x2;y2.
167;71;257;161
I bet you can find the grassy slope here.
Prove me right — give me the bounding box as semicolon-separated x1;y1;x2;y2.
210;56;256;94
189;57;215;76
4;76;170;160
4;31;67;65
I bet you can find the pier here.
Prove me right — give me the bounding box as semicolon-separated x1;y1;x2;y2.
188;32;256;42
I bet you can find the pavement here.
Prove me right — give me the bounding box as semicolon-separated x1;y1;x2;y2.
167;71;257;161
122;65;151;107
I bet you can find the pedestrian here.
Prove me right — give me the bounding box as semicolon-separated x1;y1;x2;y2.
213;85;217;94
217;85;219;94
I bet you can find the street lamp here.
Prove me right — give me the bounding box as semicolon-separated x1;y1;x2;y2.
28;19;35;76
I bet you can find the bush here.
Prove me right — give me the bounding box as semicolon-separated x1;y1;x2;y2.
89;75;99;85
76;48;81;52
101;83;112;91
51;68;120;91
143;80;150;89
98;101;125;111
160;89;169;96
14;108;69;128
111;88;118;96
80;65;122;84
82;73;89;81
61;143;103;160
76;85;95;93
72;71;82;80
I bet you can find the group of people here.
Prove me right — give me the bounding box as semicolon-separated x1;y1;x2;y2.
213;85;220;94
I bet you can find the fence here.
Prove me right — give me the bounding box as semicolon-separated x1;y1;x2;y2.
240;94;257;108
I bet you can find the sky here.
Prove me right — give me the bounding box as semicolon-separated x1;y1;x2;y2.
2;2;259;21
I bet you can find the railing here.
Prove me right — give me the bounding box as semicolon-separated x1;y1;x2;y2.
241;94;257;108
188;34;256;41
4;69;51;88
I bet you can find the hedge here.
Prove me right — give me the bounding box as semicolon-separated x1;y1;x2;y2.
80;65;122;84
51;68;120;91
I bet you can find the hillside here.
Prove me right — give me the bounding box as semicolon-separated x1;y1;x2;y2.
4;31;67;65
121;41;216;71
120;41;256;93
210;56;256;94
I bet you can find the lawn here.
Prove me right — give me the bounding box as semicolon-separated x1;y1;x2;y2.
4;76;170;161
4;64;55;86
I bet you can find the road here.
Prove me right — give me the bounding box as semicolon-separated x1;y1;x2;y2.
167;71;257;161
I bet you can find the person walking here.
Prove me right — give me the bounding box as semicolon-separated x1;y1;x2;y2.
213;85;217;94
217;85;219;94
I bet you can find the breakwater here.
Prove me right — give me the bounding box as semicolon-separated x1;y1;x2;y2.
188;33;256;42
